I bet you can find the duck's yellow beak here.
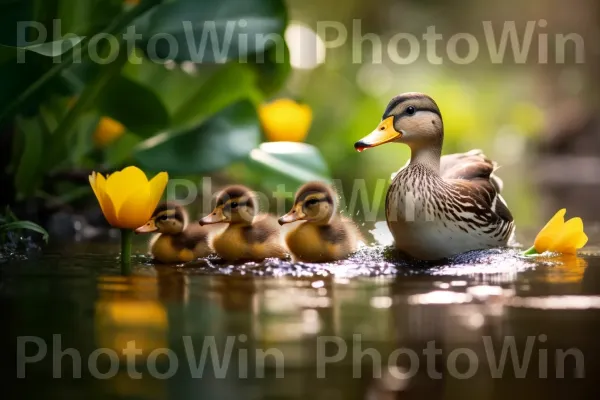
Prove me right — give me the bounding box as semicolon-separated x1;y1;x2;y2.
354;117;401;151
278;205;305;225
135;219;157;234
199;207;227;225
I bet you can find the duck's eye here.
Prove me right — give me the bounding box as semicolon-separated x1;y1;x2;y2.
230;202;238;209
306;198;319;206
157;215;168;222
406;106;416;115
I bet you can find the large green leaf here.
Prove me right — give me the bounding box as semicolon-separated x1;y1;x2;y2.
97;75;170;136
57;0;124;35
247;142;331;189
139;0;287;63
122;56;213;115
104;132;143;167
135;100;260;174
251;41;291;96
0;39;82;114
171;62;259;127
0;0;162;123
0;38;83;64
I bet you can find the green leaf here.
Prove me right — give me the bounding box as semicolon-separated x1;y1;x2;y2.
105;132;142;167
139;0;287;63
247;142;331;189
171;62;258;127
0;42;75;115
57;0;124;35
251;41;291;96
0;0;163;123
97;75;170;136
14;116;44;197
70;112;100;165
0;221;49;243
0;37;83;63
135;100;260;174
47;41;130;170
122;56;209;115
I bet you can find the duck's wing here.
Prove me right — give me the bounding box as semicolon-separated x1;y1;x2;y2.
441;149;504;193
442;150;513;226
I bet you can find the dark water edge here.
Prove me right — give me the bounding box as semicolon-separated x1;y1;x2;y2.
3;233;600;399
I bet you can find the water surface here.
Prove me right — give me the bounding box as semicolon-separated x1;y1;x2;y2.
3;231;600;399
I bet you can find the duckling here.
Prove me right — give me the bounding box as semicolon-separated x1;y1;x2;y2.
135;202;215;263
354;92;514;260
278;182;362;262
199;185;287;262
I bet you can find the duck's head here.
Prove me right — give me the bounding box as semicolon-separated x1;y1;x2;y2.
279;181;336;225
354;92;443;151
199;185;257;226
135;202;187;235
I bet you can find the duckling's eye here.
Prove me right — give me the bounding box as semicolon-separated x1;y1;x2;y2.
306;198;319;206
406;106;416;115
157;215;168;222
230;202;238;209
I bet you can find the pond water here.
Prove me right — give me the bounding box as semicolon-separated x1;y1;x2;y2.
3;227;600;400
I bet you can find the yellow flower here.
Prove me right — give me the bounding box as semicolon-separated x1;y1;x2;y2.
258;99;312;142
530;209;588;255
89;166;168;230
93;117;125;148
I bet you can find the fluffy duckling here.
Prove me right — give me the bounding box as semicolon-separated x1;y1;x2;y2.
199;185;286;262
278;182;361;262
135;202;215;263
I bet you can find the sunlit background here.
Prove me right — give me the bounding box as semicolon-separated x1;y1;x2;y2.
281;0;599;230
1;0;599;240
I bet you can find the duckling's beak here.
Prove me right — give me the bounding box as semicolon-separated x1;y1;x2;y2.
135;219;157;234
278;206;305;225
354;116;401;151
199;208;227;225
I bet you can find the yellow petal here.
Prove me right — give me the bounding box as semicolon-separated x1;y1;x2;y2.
259;99;312;142
575;231;588;249
148;172;169;213
100;192;120;227
105;166;149;213
117;186;153;229
89;172;119;227
534;208;566;253
550;217;586;254
89;172;101;203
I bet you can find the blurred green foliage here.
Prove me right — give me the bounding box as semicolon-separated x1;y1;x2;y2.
0;0;329;206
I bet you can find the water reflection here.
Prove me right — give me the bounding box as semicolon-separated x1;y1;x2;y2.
539;254;588;284
5;246;600;399
96;275;168;350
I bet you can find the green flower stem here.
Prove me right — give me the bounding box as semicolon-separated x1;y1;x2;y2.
522;246;539;256
120;229;133;275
